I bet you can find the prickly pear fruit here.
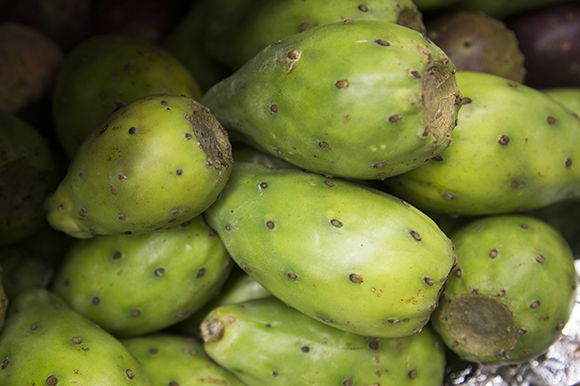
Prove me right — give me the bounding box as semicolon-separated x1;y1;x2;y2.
232;142;298;170
170;265;271;337
0;22;63;114
0;246;54;298
0;288;151;385
544;87;580;116
386;71;580;216
201;297;446;386
527;200;580;258
160;0;232;93
201;19;463;180
51;215;234;337
203;162;456;338
202;0;425;70
425;12;526;83
44;94;233;239
0;112;58;246
431;215;578;365
52;34;202;157
121;333;246;386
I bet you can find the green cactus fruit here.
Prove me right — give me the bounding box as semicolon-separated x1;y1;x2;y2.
232;142;299;170
160;0;233;92
44;94;233;239
425;12;526;83
0;246;54;299
386;71;580;216
0;112;58;246
431;214;578;366
120;333;246;386
53;34;202;157
544;87;580;116
170;265;271;337
0;288;151;385
201;297;446;386
50;215;234;337
527;200;580;258
203;162;456;338
201;0;425;70
201;19;464;180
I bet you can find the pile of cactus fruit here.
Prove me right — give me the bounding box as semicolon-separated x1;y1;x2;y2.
1;0;580;385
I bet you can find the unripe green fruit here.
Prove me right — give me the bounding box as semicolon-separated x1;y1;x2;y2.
0;288;151;385
53;35;202;157
121;333;246;386
201;19;463;180
204;162;456;338
431;215;578;365
0;112;58;246
387;71;580;215
51;216;234;337
44;94;233;239
201;297;447;386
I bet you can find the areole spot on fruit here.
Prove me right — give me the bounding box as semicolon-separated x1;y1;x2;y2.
410;230;421;241
330;219;343;228
125;369;135;380
286;50;302;73
349;274;363;283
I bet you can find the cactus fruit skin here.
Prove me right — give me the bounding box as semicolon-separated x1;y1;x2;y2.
544;87;580;116
202;0;425;70
431;215;578;366
232;142;299;170
170;265;272;337
44;94;233;239
51;215;234;337
201;297;446;386
0;112;58;246
52;35;202;157
203;162;456;338
120;333;246;386
386;71;580;216
0;288;151;385
201;19;463;180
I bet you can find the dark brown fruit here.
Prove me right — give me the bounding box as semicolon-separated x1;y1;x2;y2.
426;12;526;82
506;1;580;88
